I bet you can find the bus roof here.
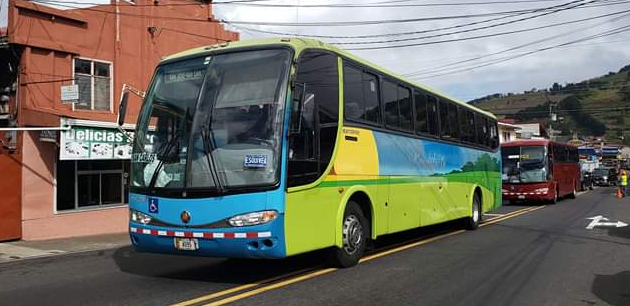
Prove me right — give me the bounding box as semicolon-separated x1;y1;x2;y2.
502;139;576;147
160;37;496;119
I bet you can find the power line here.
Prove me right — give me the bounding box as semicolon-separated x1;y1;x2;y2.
27;0;626;27
410;23;630;79
215;0;572;8
228;0;587;39
334;0;596;45
158;27;231;42
345;6;630;51
226;0;628;36
28;0;571;8
402;10;630;77
222;0;627;26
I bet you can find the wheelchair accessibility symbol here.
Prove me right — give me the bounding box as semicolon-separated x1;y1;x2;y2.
149;198;159;213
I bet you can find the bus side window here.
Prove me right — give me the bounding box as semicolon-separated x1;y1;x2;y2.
489;120;499;149
475;114;489;148
458;107;468;142
398;86;413;132
362;71;380;124
343;64;380;125
467;110;476;143
383;80;399;129
414;90;428;134
289;51;339;187
439;100;450;139
448;103;459;141
426;95;439;136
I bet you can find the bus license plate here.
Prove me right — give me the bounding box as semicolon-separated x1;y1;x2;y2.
174;238;199;251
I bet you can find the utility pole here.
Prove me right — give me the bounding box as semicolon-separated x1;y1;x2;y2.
546;92;556;140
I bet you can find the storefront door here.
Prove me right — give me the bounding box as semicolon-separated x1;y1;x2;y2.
0;153;22;241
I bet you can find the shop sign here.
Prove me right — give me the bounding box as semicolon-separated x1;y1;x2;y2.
39;130;58;143
61;85;79;104
60;126;133;160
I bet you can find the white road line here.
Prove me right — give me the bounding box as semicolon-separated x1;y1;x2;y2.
484;213;504;217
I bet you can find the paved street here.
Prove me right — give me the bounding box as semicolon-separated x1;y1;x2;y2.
2;187;630;306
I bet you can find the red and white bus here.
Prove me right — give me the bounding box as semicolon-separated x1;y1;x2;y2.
501;140;581;204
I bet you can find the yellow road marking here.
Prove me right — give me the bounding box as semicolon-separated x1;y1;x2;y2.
480;205;546;227
359;230;466;263
202;268;338;306
169;205;545;306
166;267;317;306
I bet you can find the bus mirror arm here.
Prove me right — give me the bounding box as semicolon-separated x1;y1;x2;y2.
117;84;146;127
289;83;306;135
117;84;146;142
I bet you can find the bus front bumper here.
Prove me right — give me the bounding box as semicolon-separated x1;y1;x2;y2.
503;191;552;202
128;218;286;259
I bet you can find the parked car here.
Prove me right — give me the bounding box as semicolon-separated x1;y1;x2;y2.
581;171;594;191
592;168;618;186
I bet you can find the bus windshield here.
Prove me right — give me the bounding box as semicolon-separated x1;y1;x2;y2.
131;49;292;191
501;146;548;183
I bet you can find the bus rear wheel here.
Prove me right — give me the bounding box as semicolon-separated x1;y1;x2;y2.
568;182;577;199
464;194;481;230
548;188;558;204
326;201;368;268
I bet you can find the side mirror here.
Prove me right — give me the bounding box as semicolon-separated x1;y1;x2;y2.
289;83;306;135
118;92;129;127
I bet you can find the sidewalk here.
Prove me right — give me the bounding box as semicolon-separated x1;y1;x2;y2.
0;232;130;263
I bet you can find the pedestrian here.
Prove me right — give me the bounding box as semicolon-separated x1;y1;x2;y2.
621;170;628;198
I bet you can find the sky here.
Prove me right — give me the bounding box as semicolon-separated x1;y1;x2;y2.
212;0;630;101
2;0;629;102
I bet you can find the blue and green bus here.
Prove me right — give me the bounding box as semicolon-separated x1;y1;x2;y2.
121;38;501;267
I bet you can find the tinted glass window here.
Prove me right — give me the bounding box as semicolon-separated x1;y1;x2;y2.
467;110;476;143
290;51;340;187
362;72;380;123
297;52;340;124
343;64;380;124
427;95;439;136
398;86;412;131
489;119;499;149
414;91;428;134
448;103;459;140
439;100;450;139
458;107;475;142
343;65;363;121
383;80;399;128
476;114;489;147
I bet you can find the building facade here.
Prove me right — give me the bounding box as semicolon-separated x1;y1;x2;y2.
498;121;520;143
0;0;238;241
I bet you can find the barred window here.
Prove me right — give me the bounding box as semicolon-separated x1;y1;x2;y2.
74;58;112;111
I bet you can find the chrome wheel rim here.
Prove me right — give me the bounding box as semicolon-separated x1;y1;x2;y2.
472;200;480;223
342;215;363;255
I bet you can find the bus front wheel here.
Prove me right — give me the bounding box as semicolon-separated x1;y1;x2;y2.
464;193;481;230
326;201;368;268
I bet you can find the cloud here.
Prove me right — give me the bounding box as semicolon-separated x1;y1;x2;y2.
214;0;630;101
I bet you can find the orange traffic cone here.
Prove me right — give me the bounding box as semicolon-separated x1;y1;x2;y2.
618;187;623;199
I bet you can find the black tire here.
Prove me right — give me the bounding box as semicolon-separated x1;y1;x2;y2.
326;201;368;268
548;188;558;205
464;193;482;230
568;182;577;199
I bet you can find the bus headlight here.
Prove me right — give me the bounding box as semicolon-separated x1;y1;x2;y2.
130;209;152;225
534;187;549;194
228;210;278;227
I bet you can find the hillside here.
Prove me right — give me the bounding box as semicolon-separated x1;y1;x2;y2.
470;64;630;144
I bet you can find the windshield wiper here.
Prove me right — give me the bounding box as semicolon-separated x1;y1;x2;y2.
149;132;180;188
200;126;226;194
